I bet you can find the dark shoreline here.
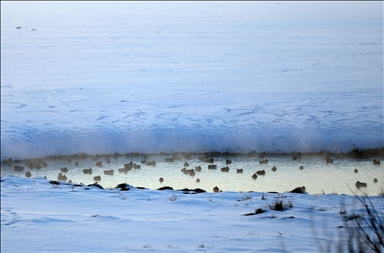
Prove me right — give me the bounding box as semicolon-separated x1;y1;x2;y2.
1;175;309;195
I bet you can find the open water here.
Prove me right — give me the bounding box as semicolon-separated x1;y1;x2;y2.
1;153;382;195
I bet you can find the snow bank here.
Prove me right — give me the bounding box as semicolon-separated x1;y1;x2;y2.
1;175;383;252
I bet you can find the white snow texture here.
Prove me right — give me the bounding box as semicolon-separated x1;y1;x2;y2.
1;2;383;161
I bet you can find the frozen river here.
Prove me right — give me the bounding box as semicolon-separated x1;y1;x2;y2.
1;2;383;161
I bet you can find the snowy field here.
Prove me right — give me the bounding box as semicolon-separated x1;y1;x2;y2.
1;175;383;252
1;2;384;252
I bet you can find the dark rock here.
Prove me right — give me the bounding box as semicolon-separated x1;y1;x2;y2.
115;183;130;191
179;188;206;194
87;182;104;189
290;186;307;194
244;208;264;216
158;186;174;191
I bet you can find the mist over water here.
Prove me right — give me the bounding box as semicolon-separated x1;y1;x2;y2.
1;125;383;162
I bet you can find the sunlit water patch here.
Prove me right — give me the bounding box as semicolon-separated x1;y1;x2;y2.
1;153;383;195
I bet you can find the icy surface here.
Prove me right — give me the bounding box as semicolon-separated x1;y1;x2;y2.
1;2;383;161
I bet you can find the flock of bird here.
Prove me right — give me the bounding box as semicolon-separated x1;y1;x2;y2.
1;152;381;192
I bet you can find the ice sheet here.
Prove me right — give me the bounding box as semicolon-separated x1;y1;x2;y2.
1;1;383;161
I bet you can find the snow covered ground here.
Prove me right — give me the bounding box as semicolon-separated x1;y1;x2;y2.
1;1;383;161
1;175;383;252
1;2;383;252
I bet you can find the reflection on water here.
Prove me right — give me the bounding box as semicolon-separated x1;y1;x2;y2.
1;153;383;195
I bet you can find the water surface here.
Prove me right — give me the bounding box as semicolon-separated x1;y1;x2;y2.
1;153;382;195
